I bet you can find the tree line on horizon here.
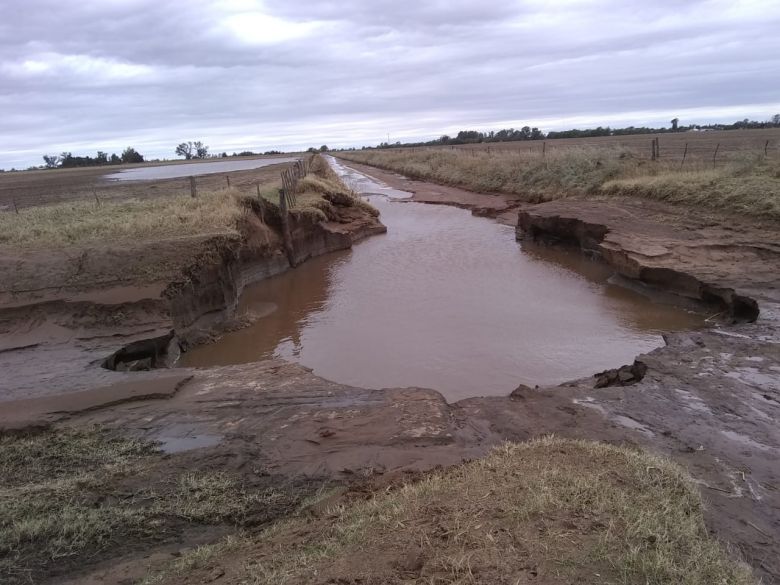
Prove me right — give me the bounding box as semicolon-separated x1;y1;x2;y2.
369;115;780;149
42;147;144;169
25;114;780;170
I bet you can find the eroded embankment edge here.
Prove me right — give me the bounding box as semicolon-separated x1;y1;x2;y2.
516;211;759;322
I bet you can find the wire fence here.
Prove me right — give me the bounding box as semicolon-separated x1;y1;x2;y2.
0;159;305;213
371;129;780;167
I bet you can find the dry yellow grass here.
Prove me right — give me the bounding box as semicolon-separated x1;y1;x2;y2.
292;154;379;221
341;148;780;219
145;437;754;585
0;189;248;248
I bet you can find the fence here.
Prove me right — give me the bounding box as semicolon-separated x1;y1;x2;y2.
0;157;309;213
374;128;780;167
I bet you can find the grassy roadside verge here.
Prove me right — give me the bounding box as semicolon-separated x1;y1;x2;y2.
0;155;375;250
0;428;322;585
340;148;780;219
143;437;753;585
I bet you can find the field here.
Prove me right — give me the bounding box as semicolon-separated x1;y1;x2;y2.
0;155;295;211
339;128;780;219
405;128;780;163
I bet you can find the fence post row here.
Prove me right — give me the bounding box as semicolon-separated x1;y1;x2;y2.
276;156;313;269
680;143;688;169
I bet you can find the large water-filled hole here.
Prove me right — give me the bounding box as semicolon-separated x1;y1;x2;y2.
180;163;706;401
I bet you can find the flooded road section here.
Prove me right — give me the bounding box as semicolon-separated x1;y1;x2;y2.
181;163;705;402
104;157;298;182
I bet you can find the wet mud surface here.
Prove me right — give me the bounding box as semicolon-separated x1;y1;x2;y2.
1;160;779;582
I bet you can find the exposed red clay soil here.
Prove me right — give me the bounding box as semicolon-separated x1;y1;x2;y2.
2;161;779;583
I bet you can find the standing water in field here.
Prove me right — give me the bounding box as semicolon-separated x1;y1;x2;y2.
181;161;704;401
103;157;298;181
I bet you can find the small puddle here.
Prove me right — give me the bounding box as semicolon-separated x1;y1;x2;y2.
103;157;298;182
157;433;222;454
180;161;705;401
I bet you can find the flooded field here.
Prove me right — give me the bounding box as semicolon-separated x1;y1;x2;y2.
104;157;298;181
181;163;705;401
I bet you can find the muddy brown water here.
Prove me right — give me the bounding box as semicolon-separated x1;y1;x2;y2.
181;163;705;402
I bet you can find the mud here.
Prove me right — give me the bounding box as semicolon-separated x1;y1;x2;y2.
1;160;779;583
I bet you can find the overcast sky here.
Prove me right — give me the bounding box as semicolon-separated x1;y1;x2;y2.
1;0;779;168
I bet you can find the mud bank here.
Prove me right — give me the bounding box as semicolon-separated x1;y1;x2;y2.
0;193;385;400
163;197;385;348
517;206;759;321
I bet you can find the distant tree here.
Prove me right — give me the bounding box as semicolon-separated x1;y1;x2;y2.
176;141;209;159
42;154;60;168
96;151;108;164
307;147;318;153
194;141;209;158
175;142;194;159
772;114;780;126
670;118;680;131
220;152;228;158
319;145;329;152
121;147;144;164
110;153;121;164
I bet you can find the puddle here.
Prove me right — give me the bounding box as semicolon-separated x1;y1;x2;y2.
157;433;222;453
104;157;298;182
180;162;705;402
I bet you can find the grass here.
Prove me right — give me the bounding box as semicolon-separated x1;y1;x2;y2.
340;148;780;219
0;428;307;585
146;437;754;585
292;154;379;222
0;153;378;249
0;188;248;248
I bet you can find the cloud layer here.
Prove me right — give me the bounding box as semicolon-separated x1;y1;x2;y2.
2;0;779;168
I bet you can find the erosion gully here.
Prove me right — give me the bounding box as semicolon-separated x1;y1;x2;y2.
182;157;704;402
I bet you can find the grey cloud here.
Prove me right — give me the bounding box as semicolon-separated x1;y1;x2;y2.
1;0;779;168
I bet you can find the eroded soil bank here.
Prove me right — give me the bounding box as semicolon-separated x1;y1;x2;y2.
1;160;779;583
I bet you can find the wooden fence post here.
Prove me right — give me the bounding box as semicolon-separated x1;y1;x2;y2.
278;188;296;267
680;143;688;169
712;143;720;167
655;137;660;160
765;140;770;156
12;196;18;214
189;176;197;198
226;175;230;188
542;142;546;157
651;139;656;161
